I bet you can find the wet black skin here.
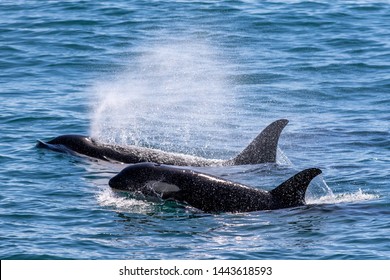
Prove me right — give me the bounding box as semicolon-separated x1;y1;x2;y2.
109;162;322;213
37;119;289;167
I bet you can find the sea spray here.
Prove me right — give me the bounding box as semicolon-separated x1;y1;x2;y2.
306;175;378;205
90;39;237;158
96;187;155;214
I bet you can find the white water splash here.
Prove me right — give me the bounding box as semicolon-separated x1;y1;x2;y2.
96;187;154;213
276;147;293;166
89;39;237;156
306;174;379;205
308;188;379;205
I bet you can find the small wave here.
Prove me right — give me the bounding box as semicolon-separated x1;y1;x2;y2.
308;188;379;205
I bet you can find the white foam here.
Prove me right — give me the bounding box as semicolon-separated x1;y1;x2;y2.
307;188;379;205
96;187;153;213
305;175;379;205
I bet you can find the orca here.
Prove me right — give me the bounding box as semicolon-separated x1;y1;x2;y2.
37;119;288;166
108;162;322;213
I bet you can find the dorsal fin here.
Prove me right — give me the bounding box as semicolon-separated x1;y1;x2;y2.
232;119;289;164
270;168;322;209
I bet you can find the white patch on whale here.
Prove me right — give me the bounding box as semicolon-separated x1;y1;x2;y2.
147;181;181;194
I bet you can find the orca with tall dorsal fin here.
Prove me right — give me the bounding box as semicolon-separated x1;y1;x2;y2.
37;119;288;166
108;162;322;213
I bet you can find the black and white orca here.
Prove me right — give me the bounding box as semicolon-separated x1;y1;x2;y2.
37;119;288;166
108;162;322;213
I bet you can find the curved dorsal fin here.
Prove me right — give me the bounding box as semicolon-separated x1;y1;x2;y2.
232;119;289;164
270;168;322;209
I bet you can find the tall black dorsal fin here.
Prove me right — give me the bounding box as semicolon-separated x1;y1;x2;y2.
232;119;289;164
270;168;322;209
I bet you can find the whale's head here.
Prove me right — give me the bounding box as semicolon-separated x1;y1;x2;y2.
37;135;93;155
109;162;168;192
46;134;91;147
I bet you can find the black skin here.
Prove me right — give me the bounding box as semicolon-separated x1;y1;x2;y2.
37;119;289;166
109;162;322;213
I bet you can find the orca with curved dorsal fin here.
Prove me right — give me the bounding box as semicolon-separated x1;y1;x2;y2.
109;162;322;213
37;119;288;166
230;118;288;165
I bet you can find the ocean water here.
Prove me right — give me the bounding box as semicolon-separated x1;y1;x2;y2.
1;0;389;260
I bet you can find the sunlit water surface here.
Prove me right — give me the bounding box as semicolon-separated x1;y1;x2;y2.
1;0;389;259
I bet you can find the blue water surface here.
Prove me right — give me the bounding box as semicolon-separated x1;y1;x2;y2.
1;0;389;260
